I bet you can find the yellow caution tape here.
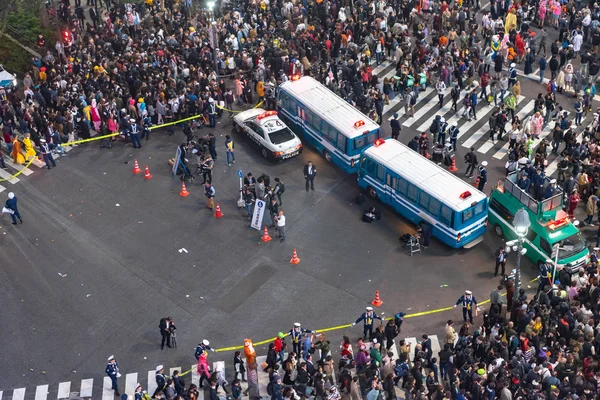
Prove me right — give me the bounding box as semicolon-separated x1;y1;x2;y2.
0;156;36;182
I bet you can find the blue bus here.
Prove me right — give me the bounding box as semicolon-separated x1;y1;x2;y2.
277;76;381;173
357;138;489;248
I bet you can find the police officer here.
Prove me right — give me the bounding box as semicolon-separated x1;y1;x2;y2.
449;125;459;152
266;82;276;110
544;178;557;199
438;117;448;145
105;355;120;397
288;323;313;357
537;260;552;293
532;168;545;200
208;98;217;128
39;138;56;169
508;63;518;87
154;365;167;398
195;339;215;360
477;161;488;191
141;115;152;140
390;113;401;140
352;306;382;340
129;118;142;149
518;172;531;192
134;383;144;400
454;290;478;323
575;97;584;126
591;248;599;267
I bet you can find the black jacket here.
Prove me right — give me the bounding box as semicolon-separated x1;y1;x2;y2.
303;164;317;178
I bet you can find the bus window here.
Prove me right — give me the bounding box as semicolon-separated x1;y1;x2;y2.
280;93;289;110
322;123;336;144
428;197;441;217
337;134;346;152
475;201;486;215
440;205;453;226
525;230;537;243
490;199;514;221
407;184;418;202
366;158;377;175
527;198;537;213
462;208;474;223
366;131;377;144
360;156;367;170
540;238;552;255
376;165;385;182
419;191;430;209
386;174;397;189
397;178;408;195
354;136;366;149
304;108;315;128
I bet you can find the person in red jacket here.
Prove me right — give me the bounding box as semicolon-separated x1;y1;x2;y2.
274;332;286;365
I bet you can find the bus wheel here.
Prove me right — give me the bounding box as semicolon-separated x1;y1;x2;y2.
493;224;504;238
323;149;332;162
367;186;378;199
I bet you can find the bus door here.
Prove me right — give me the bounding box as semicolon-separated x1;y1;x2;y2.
385;171;399;205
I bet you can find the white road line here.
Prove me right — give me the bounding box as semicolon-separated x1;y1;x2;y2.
80;378;93;398
371;61;393;76
34;385;48;400
11;388;25;400
3;158;34;176
57;382;70;399
147;371;157;397
546;120;584;176
191;364;201;388
256;355;268;399
0;390;3;400
382;94;404;117
404;89;447;128
0;167;19;184
102;377;114;400
476;96;526;155
399;88;436;125
125;373;138;396
430;335;441;360
454;103;495;141
0;184;6;194
415;94;454;132
466;98;530;150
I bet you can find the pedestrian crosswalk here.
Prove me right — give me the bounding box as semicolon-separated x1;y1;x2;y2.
0;335;444;399
0;145;75;193
370;61;591;177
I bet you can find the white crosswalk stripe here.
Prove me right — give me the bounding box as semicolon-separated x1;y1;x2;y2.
489;99;535;158
3;158;34;176
402;88;443;127
415;94;456;133
2;335;449;399
398;88;435;125
545;118;588;176
371;61;393;77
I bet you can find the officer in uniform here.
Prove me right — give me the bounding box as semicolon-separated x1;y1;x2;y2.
449;125;459;152
537;260;552;293
477;161;488;191
288;323;313;357
453;290;478;323
154;365;167;398
508;63;518;87
105;355;120;396
532;168;545;200
129;118;142;149
438;117;448;145
194;339;215;360
543;178;557;199
134;383;145;400
208;98;217;128
352;306;382;340
390;113;401;140
141;115;152;140
39;138;56;169
591;248;599;267
266;82;276;110
518;172;531;192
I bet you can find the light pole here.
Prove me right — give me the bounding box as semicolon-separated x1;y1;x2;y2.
506;208;531;302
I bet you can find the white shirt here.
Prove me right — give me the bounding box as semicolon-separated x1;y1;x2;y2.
277;215;286;227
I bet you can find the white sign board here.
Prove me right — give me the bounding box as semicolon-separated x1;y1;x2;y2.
250;199;266;230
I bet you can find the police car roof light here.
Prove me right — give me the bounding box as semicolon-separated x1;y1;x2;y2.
460;191;472;199
354;120;365;128
374;138;385;147
257;110;277;120
548;216;569;230
291;74;301;81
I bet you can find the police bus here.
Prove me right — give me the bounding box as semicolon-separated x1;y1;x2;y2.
488;173;589;273
357;138;488;248
277;76;381;174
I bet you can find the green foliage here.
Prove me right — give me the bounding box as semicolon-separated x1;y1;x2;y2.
0;39;32;76
6;8;56;46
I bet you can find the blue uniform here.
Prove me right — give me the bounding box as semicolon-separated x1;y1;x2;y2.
543;184;556;199
455;294;477;323
5;195;22;224
477;166;487;191
438;122;448;145
355;311;382;340
537;263;551;293
40;142;56;169
518;176;531;192
288;326;312;356
154;371;167;398
449;126;459;151
105;361;119;393
532;171;545;200
130;123;142;148
194;343;214;360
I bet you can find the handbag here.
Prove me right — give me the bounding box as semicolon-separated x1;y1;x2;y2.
261;361;269;371
2;207;14;215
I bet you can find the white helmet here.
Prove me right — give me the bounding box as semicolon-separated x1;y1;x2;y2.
202;339;210;346
8;192;14;199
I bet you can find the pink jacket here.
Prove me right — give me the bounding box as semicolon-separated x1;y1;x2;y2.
197;355;210;376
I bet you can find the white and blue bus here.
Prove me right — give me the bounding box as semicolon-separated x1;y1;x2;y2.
358;138;488;248
277;76;381;174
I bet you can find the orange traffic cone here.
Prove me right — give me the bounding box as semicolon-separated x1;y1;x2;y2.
261;226;272;242
215;203;223;219
473;176;480;187
371;290;383;307
144;165;152;180
180;182;190;197
448;157;458;172
290;248;301;264
132;159;142;174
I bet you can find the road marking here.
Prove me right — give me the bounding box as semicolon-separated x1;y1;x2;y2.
125;373;138;396
398;88;436;124
56;382;70;399
415;93;454;132
11;388;25;400
34;385;48;400
191;363;201;388
404;89;447;128
0;167;20;184
475;95;526;154
371;61;393;76
147;371;157;397
3;159;33;176
80;378;93;397
102;377;114;400
256;355;268;398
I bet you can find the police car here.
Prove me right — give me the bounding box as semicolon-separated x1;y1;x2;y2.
233;109;302;160
0;64;17;89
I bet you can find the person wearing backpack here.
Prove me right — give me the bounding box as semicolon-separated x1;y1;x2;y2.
405;91;417;117
273;177;285;205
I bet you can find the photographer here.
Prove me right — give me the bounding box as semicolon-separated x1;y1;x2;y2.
200;155;214;185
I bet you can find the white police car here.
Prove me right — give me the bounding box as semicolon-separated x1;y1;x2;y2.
233;109;302;160
0;64;17;90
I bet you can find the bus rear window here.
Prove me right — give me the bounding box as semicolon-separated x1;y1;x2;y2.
354;136;366;149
